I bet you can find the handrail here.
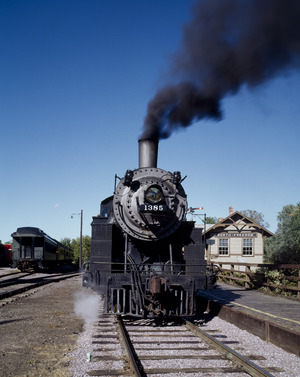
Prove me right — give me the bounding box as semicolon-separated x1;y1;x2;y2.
209;262;300;300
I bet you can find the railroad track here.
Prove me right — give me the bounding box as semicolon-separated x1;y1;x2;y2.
0;271;33;286
83;303;285;377
0;271;80;301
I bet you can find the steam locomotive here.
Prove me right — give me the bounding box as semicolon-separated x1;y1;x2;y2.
83;139;215;317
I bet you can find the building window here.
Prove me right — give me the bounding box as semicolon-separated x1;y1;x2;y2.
243;238;253;255
219;239;229;255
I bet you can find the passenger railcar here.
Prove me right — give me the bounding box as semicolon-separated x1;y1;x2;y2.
11;227;73;271
83;139;216;317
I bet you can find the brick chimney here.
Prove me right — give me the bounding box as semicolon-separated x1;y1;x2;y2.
229;206;233;215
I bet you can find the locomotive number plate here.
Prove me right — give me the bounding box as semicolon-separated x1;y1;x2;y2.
139;204;167;213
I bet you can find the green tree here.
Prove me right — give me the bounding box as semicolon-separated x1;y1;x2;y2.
205;216;218;224
71;235;91;263
240;209;270;228
60;236;91;263
60;237;72;249
265;203;300;263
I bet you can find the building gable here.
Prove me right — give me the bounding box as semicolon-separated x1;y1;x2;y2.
203;209;274;266
204;211;274;238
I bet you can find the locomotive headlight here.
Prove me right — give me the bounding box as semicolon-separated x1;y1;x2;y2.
145;186;163;204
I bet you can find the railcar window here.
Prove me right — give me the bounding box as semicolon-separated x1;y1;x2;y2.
219;239;229;255
243;238;253;255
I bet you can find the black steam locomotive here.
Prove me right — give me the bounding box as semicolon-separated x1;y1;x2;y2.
83;139;215;317
11;227;73;271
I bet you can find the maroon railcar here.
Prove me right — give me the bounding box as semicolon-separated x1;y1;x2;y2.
0;243;12;266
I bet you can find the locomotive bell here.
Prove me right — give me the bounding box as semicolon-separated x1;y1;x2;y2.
124;169;134;186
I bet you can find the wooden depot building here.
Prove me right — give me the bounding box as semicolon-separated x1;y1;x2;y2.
202;207;274;266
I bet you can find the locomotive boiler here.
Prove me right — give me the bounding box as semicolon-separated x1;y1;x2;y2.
83;138;215;317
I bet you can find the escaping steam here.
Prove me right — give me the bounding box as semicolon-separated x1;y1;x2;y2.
141;0;300;140
74;291;99;324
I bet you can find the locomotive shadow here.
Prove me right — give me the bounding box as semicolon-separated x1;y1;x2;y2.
194;284;243;324
40;263;78;274
122;315;186;327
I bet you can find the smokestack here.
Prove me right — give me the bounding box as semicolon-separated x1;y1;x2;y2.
138;138;159;168
229;206;233;215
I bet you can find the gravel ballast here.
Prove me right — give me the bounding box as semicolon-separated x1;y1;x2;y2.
0;274;85;377
1;272;299;377
70;302;300;377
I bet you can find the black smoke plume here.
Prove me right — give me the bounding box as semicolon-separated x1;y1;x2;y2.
141;0;300;140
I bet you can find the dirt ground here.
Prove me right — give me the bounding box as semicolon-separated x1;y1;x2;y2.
0;275;85;377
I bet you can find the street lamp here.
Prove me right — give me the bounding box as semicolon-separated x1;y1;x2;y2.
71;209;83;268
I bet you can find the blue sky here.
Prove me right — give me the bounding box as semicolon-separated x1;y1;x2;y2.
1;0;299;243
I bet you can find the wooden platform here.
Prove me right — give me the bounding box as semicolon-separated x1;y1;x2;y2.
196;283;300;357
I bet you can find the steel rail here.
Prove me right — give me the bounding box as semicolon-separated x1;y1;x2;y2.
184;318;274;377
0;272;33;287
116;315;143;377
0;271;28;280
0;272;80;300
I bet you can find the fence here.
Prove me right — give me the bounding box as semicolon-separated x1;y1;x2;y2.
210;262;300;300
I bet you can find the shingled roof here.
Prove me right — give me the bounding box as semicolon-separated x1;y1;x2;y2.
203;211;274;238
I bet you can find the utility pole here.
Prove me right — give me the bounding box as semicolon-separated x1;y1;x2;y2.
80;209;83;269
71;210;83;268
